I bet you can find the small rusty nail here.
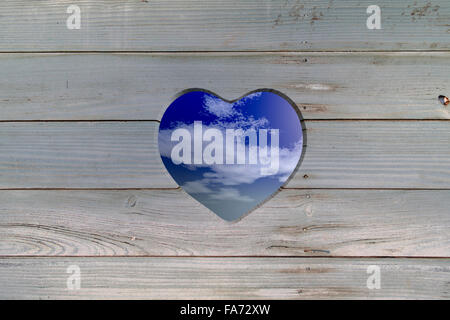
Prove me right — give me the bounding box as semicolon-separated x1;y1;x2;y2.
303;174;309;179
438;95;449;106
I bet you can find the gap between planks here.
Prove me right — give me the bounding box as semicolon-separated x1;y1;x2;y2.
1;119;450;122
1;256;450;259
1;50;450;54
1;187;450;190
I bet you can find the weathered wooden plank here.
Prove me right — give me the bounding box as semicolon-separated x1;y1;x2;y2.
0;189;449;256
1;52;449;120
0;1;449;51
0;257;448;299
1;121;449;189
289;120;450;188
0;122;176;188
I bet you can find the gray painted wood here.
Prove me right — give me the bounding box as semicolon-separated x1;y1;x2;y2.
1;0;449;299
290;120;450;188
0;189;449;257
0;52;449;120
0;257;448;299
1;121;449;188
0;1;449;51
0;121;176;188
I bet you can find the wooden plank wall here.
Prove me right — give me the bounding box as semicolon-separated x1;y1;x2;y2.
0;0;449;299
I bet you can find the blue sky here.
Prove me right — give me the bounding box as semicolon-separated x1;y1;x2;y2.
159;90;302;221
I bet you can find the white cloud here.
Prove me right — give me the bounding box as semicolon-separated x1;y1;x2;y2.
203;165;264;185
159;121;302;186
277;141;303;182
209;188;254;202
233;92;262;107
202;140;302;185
211;116;269;131
159;91;302;189
182;180;213;194
203;95;236;118
202;92;264;120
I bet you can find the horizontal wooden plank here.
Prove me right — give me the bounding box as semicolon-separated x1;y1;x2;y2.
1;52;450;120
0;257;448;299
290;120;450;188
1;121;449;189
0;122;176;188
0;189;449;256
1;1;449;51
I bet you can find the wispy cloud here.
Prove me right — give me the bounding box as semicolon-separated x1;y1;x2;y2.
159;121;302;186
182;180;213;193
233;92;262;107
209;188;254;202
203;92;263;119
203;95;236;118
182;180;255;203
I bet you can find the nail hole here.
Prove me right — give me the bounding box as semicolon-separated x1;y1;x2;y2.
438;95;449;106
303;174;309;179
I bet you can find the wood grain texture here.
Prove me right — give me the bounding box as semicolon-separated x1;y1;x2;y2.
0;0;448;302
0;257;448;299
1;121;449;189
290;120;450;188
0;189;449;257
0;1;449;52
1;52;449;120
0;121;176;188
